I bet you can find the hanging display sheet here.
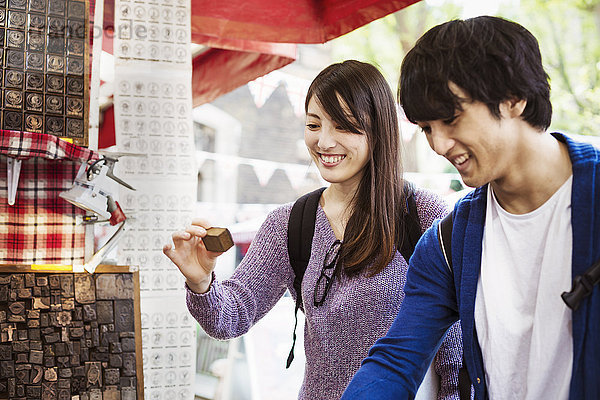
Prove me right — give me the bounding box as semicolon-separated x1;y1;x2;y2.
0;265;144;399
0;0;90;146
112;0;197;397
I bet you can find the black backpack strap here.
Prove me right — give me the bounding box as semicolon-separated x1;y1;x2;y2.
286;186;326;368
400;182;422;262
437;212;471;400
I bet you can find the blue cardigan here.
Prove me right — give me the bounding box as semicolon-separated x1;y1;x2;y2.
342;133;600;400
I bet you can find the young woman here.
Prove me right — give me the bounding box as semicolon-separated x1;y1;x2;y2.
163;60;463;399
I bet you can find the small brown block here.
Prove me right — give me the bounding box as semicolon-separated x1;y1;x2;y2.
36;277;48;287
10;275;24;289
12;341;29;352
27;319;40;328
0;344;11;360
74;274;95;304
70;327;84;338
44;367;58;381
120;338;135;352
48;276;60;289
1;360;15;377
9;302;25;315
203;227;234;252
56;356;69;368
103;386;120;400
121;387;136;400
121;353;135;377
25;274;35;288
59;275;74;297
29;340;42;350
26;385;42;398
108;354;122;368
42;381;57;399
85;361;102;387
103;368;119;385
30;350;43;364
30;329;42;341
16;288;32;298
33;298;50;310
8;314;25;323
61;298;74;311
31;364;43;383
15;369;30;386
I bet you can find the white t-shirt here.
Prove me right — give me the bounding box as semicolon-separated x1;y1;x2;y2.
474;178;573;399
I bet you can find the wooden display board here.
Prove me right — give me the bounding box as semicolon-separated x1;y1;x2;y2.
0;265;144;399
0;0;90;146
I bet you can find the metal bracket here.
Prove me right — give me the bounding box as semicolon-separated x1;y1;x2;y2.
7;158;22;206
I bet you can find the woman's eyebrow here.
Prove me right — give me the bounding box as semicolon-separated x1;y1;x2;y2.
306;113;321;119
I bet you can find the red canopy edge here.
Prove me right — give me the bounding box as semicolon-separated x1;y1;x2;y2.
191;38;296;107
190;0;421;44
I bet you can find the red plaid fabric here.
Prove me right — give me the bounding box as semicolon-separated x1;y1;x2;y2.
0;131;99;265
0;130;98;161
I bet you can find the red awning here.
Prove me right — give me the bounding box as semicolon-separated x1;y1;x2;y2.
191;0;421;44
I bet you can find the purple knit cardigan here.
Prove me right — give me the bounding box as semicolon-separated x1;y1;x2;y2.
186;188;463;399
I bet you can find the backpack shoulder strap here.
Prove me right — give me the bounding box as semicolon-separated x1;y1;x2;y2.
288;186;326;300
436;211;471;400
286;186;325;368
400;182;422;262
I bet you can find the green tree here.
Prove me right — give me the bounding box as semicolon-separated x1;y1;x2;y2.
500;0;600;135
328;0;600;136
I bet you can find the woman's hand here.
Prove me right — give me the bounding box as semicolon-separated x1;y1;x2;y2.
163;218;225;293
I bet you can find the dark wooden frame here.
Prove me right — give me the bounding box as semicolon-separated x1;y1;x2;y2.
0;264;144;399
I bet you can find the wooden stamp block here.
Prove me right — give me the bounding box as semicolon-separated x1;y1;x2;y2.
74;275;95;304
203;227;234;252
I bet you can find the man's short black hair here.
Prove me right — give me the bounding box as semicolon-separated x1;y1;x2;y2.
399;16;552;130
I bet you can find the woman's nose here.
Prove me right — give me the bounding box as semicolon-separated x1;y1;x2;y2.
317;125;337;150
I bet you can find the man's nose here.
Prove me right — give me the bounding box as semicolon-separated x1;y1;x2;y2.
429;128;455;156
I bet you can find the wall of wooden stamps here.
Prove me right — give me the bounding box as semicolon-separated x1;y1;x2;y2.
0;267;143;399
0;0;89;146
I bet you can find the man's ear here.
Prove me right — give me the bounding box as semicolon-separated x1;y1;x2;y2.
501;98;527;118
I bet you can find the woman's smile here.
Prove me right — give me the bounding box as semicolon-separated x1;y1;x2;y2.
319;153;346;166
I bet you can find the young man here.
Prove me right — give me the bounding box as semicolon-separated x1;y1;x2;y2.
342;16;600;400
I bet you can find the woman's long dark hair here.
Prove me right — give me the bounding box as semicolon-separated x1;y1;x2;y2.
305;60;409;276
